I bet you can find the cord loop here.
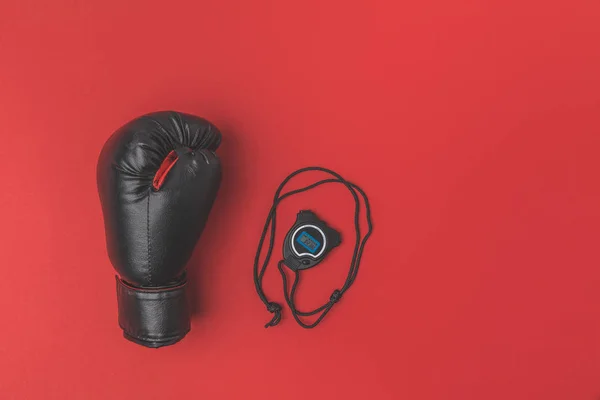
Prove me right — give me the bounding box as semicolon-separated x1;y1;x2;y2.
253;167;373;329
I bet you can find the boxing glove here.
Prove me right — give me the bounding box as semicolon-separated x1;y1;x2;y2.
97;111;222;348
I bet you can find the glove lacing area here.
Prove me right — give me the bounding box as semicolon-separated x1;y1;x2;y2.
253;167;373;329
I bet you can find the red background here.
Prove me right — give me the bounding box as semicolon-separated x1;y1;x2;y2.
1;0;599;399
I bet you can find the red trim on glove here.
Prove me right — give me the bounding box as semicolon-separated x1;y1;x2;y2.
152;150;179;190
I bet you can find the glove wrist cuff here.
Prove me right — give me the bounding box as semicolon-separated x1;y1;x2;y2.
115;276;191;348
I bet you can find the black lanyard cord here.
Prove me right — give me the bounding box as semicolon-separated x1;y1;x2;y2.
253;166;373;329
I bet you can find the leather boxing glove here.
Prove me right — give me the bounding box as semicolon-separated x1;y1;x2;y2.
97;111;222;348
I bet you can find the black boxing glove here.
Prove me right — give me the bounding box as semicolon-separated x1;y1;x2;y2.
97;111;222;348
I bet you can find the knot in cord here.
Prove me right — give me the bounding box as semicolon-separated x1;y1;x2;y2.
265;302;282;328
330;289;342;304
267;302;282;313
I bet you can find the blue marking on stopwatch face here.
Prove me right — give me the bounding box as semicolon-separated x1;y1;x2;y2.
296;231;322;254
